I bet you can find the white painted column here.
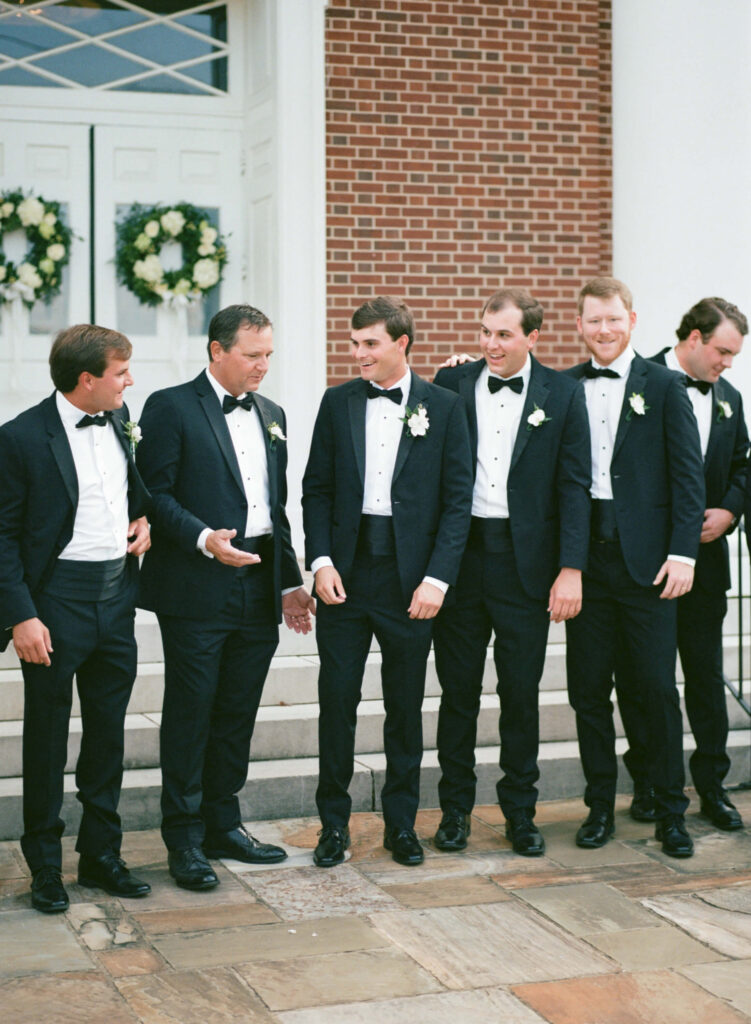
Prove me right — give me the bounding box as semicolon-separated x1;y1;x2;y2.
612;0;751;398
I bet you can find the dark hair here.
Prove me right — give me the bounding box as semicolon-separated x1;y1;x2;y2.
207;304;272;358
676;297;749;343
578;276;633;314
351;296;415;354
49;324;132;393
481;288;543;335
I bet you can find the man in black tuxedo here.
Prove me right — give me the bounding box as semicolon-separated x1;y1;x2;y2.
615;297;748;831
302;297;473;867
431;289;591;856
565;277;706;857
137;304;314;890
0;324;152;912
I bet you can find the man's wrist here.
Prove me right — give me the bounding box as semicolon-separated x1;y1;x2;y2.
668;553;695;568
197;527;214;558
423;575;448;594
311;556;334;575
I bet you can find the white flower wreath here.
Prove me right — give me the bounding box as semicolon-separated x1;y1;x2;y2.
0;189;73;307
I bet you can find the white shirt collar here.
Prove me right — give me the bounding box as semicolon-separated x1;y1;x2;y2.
590;344;635;378
665;346;688;377
485;354;532;387
56;390;106;428
369;368;412;400
206;365;249;404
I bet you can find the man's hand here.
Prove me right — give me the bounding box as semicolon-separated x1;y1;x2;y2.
314;565;347;604
439;352;473;369
700;507;734;544
205;528;262;567
548;567;582;622
127;516;151;556
282;587;316;633
13;617;53;666
653;559;694;599
408;580;445;620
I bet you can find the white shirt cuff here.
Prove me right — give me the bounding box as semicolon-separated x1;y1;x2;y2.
423;575;449;594
311;556;334;575
667;554;695;568
281;586;301;597
197;528;213;558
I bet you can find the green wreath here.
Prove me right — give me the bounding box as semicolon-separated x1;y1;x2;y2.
0;189;73;306
115;202;227;307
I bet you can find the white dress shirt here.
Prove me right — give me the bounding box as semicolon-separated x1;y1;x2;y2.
472;357;531;518
582;345;634;501
665;347;711;459
56;392;129;561
197;368;272;556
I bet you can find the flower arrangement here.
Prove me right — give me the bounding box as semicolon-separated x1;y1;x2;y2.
267;421;286;449
115;202;227;307
0;189;73;307
124;420;142;457
401;403;430;437
527;404;551;430
717;400;733;422
626;392;649;420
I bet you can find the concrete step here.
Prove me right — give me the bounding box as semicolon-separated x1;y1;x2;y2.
0;731;748;842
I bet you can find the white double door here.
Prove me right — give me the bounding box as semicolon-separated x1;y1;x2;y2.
0;120;244;419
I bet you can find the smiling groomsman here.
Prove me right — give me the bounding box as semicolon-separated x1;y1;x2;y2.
615;297;748;831
565;277;705;858
302;297;473;867
431;288;591;856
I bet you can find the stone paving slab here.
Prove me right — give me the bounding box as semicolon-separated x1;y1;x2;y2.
245;862;400;920
68;901;140;950
97;947;167;976
636;828;751;874
235;946;444;1010
642;891;751;957
276;987;548;1023
513;881;659;935
134;902;280;935
115;966;275;1023
369;902;614;988
585;924;726;970
0;972;136;1024
680;958;751;1018
0;909;94;977
539;820;655;867
383;873;509;909
511;968;750;1023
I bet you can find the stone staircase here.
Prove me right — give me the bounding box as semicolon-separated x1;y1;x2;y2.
0;597;749;841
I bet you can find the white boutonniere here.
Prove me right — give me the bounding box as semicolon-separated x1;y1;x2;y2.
717;400;733;422
626;392;649;420
526;404;551;431
124;420;142;457
267;421;287;449
401;403;429;437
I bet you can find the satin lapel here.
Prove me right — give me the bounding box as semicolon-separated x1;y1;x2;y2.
111;410;135;464
459;361;483;455
704;380;724;468
612;358;647;461
253;395;279;509
198;383;246;498
392;371;425;484
509;361;549;474
348;386;367;487
44;396;78;510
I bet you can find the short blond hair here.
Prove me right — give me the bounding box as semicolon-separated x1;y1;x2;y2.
577;277;633;315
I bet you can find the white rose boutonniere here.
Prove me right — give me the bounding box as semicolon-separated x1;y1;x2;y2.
401;403;429;437
626;392;649;420
717;400;733;422
267;421;287;449
526;404;551;431
124;420;142;457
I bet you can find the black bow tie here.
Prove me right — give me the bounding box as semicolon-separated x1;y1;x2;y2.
684;376;711;395
366;382;403;404
583;363;620;380
488;375;523;395
222;393;254;414
76;412;112;429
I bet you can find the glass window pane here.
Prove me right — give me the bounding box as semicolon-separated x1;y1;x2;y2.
179;56;227;92
42;1;146;37
115;23;221;65
35;43;148;87
176;8;227;43
30;264;69;336
110;71;207;94
0;13;71;60
0;65;64;86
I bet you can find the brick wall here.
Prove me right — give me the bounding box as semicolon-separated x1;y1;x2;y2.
325;0;612;383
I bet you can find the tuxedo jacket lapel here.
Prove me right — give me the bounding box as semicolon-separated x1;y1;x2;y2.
195;374;246;499
704;380;725;468
613;357;647;461
44;397;77;510
458;361;484;455
348;385;367;487
393;371;427;484
254;394;279;509
510;358;549;474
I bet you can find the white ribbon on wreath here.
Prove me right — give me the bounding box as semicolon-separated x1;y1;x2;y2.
158;290;201;382
0;280;34;392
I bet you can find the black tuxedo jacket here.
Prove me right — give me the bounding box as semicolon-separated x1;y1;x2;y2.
566;354;706;586
302;370;473;603
434;356;592;600
653;348;748;594
0;394;150;647
136;371;302;622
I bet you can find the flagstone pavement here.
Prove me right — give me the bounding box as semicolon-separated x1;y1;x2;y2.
2;790;751;1023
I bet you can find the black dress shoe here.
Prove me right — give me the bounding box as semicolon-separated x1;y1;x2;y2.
78;852;151;897
655;814;694;857
313;825;350;867
699;791;744;831
204;825;287;864
505;810;545;857
434;810;471;852
629;784;656;822
168;847;220;890
575;807;614;849
384;827;424;866
31;866;69;914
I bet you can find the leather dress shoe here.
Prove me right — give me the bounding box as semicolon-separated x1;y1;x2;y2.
168;847;219;890
313;825;350;867
699;791;743;831
78;852;151;897
31;866;69;914
505;810;545;857
655;814;694;857
384;827;424;866
575;807;614;849
204;825;287;864
434;809;471;852
629;784;656;822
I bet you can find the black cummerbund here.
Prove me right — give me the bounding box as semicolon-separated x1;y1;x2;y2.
358;514;396;557
468;516;512;553
45;555;128;601
590;499;618;542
